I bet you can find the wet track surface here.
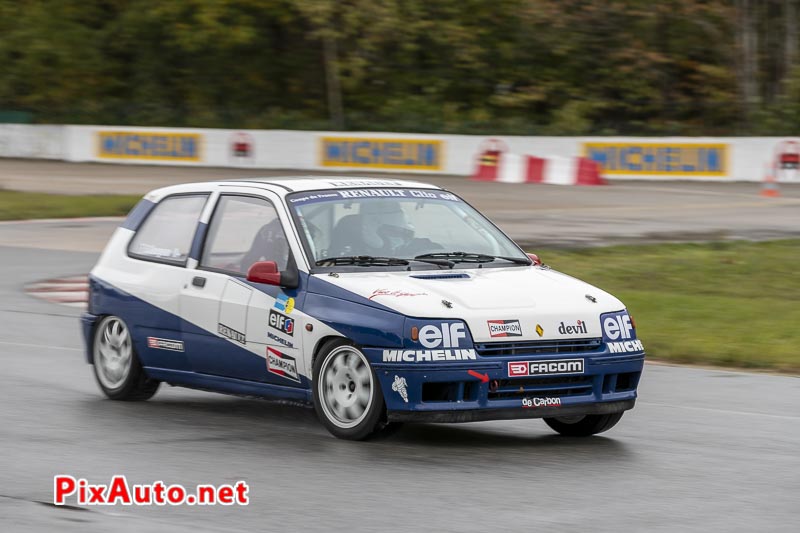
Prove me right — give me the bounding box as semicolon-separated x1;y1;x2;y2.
1;245;798;532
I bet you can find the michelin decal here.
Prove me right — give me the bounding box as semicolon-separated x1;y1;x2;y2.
383;322;476;362
602;311;644;353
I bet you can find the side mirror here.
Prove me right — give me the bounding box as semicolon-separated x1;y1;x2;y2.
526;253;542;266
246;261;281;286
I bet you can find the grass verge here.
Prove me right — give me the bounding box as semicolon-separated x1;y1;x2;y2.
537;240;800;373
0;190;140;220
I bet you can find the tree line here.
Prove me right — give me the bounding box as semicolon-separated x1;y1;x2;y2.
0;0;798;135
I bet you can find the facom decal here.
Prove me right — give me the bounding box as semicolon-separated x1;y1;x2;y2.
601;311;644;353
267;347;300;383
487;319;522;338
508;358;584;377
383;322;476;362
368;289;427;300
218;323;246;345
269;310;294;336
557;319;588;335
522;397;562;408
267;331;295;349
391;375;409;403
274;294;295;314
146;337;184;352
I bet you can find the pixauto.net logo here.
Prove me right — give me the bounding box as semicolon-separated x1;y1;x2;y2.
54;476;249;506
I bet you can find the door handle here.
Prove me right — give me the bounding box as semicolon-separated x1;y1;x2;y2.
192;276;207;288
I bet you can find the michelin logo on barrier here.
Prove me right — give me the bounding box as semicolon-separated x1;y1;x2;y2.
97;131;202;162
320;137;443;171
583;142;727;177
601;311;644;353
383;322;476;362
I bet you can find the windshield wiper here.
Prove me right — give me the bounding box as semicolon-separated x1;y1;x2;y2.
316;255;410;267
415;251;530;265
316;255;455;269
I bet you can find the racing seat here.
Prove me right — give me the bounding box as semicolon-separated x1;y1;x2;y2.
240;221;288;273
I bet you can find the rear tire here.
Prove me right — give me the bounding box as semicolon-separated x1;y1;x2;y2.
312;339;390;440
92;315;159;401
543;412;624;437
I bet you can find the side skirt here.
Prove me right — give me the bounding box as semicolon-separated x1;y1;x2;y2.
145;367;313;405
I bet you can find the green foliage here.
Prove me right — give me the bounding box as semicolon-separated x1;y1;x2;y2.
0;190;140;220
0;0;794;134
538;240;800;373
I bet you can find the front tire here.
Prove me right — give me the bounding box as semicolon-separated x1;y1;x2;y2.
543;412;624;437
92;315;159;401
312;339;388;440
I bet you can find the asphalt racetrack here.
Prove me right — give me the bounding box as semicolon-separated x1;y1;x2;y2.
1;161;799;532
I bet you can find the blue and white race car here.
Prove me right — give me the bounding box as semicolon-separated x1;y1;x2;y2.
81;177;644;440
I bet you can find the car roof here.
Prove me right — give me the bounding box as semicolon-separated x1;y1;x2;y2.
145;176;442;200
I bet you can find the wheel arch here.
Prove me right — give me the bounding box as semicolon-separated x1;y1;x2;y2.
310;334;350;369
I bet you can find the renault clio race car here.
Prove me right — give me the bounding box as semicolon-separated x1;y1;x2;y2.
81;177;645;440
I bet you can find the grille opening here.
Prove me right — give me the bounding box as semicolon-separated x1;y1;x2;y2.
616;372;639;391
422;382;458;402
602;374;617;394
475;338;603;357
421;381;479;403
488;375;592;400
463;382;479;401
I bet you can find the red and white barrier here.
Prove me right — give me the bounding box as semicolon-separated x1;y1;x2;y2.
472;152;606;186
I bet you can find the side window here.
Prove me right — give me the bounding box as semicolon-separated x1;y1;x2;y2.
201;195;290;275
128;195;207;265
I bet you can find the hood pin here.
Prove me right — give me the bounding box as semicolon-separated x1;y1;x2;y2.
442;299;453;308
585;294;597;303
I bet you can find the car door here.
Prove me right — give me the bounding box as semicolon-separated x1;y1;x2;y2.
123;193;209;372
180;190;304;386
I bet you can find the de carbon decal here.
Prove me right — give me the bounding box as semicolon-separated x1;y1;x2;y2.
522;397;562;408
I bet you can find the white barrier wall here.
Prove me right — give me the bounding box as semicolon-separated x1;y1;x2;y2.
1;123;797;182
0;125;65;160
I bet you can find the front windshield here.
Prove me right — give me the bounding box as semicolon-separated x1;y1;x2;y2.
287;188;527;267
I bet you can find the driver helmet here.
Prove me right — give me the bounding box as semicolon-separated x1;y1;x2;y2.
359;200;414;251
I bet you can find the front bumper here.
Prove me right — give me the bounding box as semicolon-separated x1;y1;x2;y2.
368;348;644;422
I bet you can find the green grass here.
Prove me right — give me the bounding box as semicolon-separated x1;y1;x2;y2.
0;190;140;220
536;240;800;373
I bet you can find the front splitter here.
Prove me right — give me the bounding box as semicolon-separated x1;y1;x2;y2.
387;399;635;423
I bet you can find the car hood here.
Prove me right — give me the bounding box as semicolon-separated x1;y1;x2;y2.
312;266;625;342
